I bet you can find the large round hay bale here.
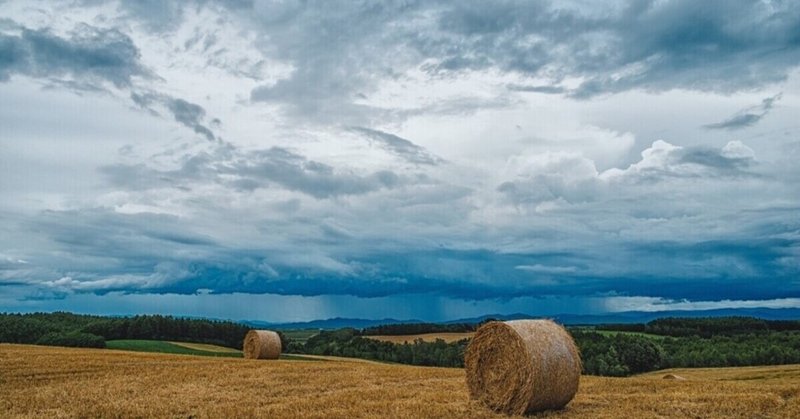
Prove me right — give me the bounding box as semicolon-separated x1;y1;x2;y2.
464;319;581;415
243;330;282;360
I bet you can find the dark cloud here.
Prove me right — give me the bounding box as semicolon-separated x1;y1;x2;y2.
0;24;148;87
4;209;218;284
0;18;21;31
617;238;800;300
7;207;798;301
34;1;796;121
348;127;443;165
230;147;401;198
0;21;220;141
42;78;109;94
39;209;210;250
704;113;762;130
676;147;753;173
166;98;216;141
101;143;401;199
507;84;565;94
3;1;799;313
564;2;800;97
240;0;800;116
130;92;218;141
704;93;782;130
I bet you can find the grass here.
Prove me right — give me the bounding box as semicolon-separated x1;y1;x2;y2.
367;332;474;344
107;339;320;361
2;343;799;418
107;340;243;358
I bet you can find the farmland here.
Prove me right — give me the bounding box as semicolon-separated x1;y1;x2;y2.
4;313;800;376
2;344;799;418
281;329;319;344
105;339;321;361
367;332;474;344
106;340;242;358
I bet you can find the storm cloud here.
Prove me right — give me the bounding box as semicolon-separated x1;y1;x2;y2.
100;142;403;199
704;94;782;130
240;0;800;118
130;92;218;141
0;24;148;87
349;127;443;165
1;0;799;321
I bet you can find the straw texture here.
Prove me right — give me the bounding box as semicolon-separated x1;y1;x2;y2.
243;330;281;360
464;319;581;414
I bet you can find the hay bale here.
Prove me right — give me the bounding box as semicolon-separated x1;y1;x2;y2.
662;373;686;380
464;319;581;415
243;330;281;360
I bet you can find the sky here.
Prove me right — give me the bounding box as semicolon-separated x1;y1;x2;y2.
1;0;799;322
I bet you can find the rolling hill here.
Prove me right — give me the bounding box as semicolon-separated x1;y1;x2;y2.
250;308;800;330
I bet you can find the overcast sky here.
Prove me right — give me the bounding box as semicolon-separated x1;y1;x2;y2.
1;0;799;322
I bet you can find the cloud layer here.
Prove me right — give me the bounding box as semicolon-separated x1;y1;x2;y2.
1;0;799;320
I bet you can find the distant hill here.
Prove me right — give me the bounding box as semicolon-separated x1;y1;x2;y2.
250;307;800;330
244;317;425;330
549;308;800;325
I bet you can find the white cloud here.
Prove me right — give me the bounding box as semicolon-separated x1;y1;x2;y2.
600;139;757;181
721;140;756;160
603;296;800;313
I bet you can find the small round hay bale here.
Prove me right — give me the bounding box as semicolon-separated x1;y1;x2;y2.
662;373;686;380
243;330;281;360
464;319;581;415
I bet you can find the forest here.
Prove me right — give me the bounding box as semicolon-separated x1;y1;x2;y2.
291;328;468;367
598;316;800;337
0;312;251;349
295;317;800;375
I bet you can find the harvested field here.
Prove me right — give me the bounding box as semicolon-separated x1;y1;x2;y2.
367;332;474;344
2;344;799;418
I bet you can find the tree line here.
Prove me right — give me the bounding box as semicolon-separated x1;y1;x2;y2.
0;312;251;349
289;328;468;367
598;316;800;337
290;317;800;376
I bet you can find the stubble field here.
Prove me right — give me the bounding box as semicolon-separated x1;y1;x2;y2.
1;344;799;418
